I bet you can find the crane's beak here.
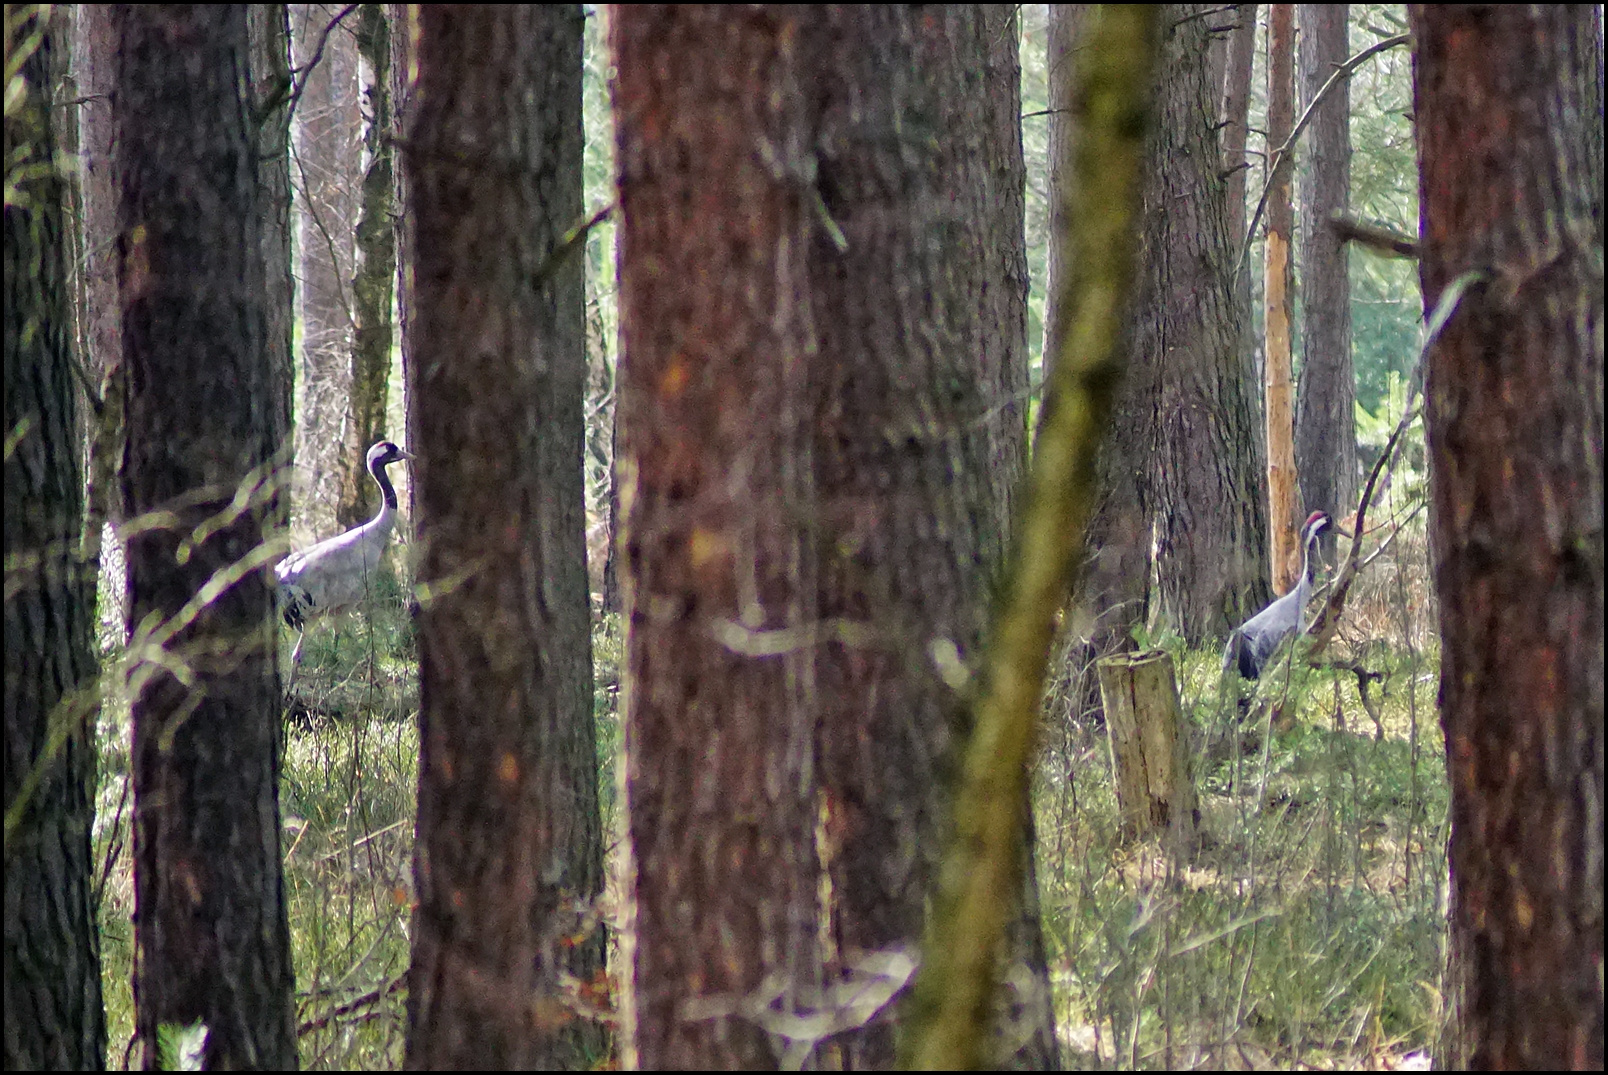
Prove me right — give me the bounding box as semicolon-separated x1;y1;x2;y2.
396;447;416;462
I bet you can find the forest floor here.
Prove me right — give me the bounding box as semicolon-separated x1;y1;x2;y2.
91;574;1446;1070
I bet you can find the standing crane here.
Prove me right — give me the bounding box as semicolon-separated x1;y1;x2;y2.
1223;509;1342;680
277;440;414;687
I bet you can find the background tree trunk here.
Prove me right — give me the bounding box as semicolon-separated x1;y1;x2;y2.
1150;4;1272;642
4;14;107;1067
114;7;296;1068
1411;5;1604;1067
1295;3;1356;557
292;3;361;539
253;5;295;499
1048;4;1153;734
402;6;605;1067
1263;3;1298;591
341;3;397;527
1220;3;1260;440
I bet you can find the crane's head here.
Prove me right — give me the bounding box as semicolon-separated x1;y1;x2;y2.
1302;510;1353;545
1302;510;1332;542
367;441;414;471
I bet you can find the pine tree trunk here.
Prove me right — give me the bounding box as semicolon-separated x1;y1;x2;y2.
1295;3;1356;556
1263;3;1298;591
115;7;296;1067
402;6;605;1067
1150;4;1272;642
611;9;822;1066
341;3;397;528
1411;5;1604;1067
4;14;107;1067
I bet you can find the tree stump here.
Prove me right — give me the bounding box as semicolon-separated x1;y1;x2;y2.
1097;649;1197;850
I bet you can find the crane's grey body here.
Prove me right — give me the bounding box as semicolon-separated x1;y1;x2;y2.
1223;510;1334;680
277;441;413;680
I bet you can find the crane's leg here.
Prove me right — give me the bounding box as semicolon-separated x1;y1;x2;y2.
286;626;306;701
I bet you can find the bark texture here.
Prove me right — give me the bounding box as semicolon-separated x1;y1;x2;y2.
1149;4;1272;642
342;2;397;527
1049;5;1153;730
611;9;821;1066
4;15;106;1068
1295;3;1356;555
114;6;296;1068
1263;3;1298;591
402;6;605;1068
1412;5;1605;1068
807;7;1055;1066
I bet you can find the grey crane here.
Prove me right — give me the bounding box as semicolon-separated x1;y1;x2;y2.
277;440;413;686
1223;510;1340;680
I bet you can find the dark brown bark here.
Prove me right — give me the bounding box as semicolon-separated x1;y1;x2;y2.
1295;3;1356;557
806;7;1055;1067
402;6;604;1068
114;6;296;1068
1150;5;1272;642
291;3;361;535
4;14;107;1068
1411;5;1604;1068
1263;3;1298;592
612;8;820;1067
342;3;396;528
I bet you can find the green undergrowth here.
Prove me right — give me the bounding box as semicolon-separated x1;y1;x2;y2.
1036;630;1448;1069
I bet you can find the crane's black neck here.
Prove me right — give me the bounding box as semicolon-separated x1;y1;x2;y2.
370;458;399;514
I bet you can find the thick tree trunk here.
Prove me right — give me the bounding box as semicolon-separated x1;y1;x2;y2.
806;7;1056;1067
340;3;397;528
611;9;822;1066
1263;3;1298;591
1150;4;1272;642
402;6;605;1067
3;15;107;1068
1295;3;1356;558
114;7;296;1068
1411;5;1604;1067
1049;4;1153;732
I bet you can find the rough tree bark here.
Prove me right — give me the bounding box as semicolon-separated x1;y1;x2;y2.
1150;4;1272;642
610;8;822;1066
402;6;605;1068
1411;5;1604;1068
114;6;296;1068
1295;3;1356;557
3;13;107;1068
340;3;397;527
1263;2;1298;592
806;7;1056;1067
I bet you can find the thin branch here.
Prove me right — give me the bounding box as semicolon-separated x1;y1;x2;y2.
281;4;362;127
1307;270;1485;654
1233;33;1412;280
